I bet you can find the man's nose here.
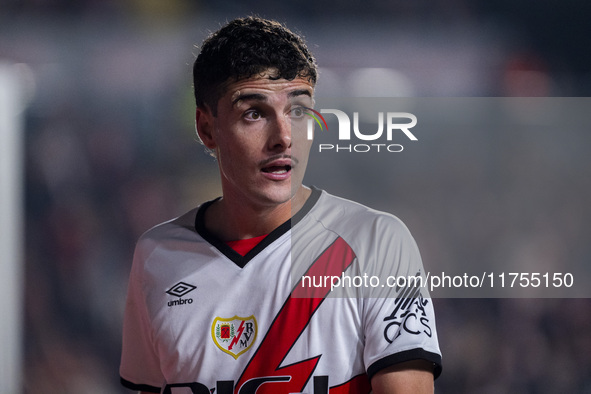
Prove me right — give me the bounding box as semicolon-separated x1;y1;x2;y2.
268;115;292;151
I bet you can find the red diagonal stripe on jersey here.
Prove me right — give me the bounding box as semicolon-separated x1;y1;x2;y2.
234;237;357;394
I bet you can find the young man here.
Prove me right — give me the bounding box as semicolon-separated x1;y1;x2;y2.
120;17;442;394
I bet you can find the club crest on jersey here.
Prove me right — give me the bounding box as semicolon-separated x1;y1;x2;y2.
211;315;257;359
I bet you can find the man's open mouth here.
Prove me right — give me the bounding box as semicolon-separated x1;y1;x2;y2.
262;165;291;174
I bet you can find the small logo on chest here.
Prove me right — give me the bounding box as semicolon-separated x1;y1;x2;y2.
211;315;257;359
166;281;196;307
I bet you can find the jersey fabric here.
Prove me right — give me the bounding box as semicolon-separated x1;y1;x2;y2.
120;187;442;393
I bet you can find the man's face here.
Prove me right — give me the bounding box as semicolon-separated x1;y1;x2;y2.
200;73;315;210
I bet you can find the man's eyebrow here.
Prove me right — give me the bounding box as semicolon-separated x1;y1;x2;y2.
288;89;313;99
232;93;267;106
231;89;312;106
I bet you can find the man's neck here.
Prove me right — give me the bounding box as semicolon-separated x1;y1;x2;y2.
204;186;311;242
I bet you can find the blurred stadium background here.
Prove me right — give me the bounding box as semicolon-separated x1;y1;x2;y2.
1;0;591;393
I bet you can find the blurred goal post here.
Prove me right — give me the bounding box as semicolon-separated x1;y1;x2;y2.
0;62;29;394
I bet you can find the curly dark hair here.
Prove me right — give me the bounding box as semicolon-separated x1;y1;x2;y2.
193;16;318;115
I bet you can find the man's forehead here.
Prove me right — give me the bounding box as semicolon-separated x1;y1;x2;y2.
226;75;315;102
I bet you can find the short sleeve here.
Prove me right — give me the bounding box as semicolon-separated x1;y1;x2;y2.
360;215;442;379
120;243;164;393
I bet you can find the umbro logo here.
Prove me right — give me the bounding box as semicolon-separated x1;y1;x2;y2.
166;282;196;307
167;282;196;297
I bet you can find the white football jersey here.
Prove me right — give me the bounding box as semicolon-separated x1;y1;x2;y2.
120;188;442;393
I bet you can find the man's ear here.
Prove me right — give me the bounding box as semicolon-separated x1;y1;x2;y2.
195;106;216;150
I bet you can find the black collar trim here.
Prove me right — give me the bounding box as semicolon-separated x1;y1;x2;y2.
195;187;322;268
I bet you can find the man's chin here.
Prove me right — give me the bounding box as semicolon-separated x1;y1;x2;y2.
253;185;294;206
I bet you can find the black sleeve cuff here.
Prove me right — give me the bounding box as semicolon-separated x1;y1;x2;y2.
120;377;161;393
367;348;443;380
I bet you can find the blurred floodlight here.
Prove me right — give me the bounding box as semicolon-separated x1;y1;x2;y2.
346;68;416;122
348;67;415;97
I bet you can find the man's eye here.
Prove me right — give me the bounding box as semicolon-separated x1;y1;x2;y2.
245;110;261;120
290;107;305;118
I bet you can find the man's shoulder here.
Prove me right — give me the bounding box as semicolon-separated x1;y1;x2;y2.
312;189;410;234
130;205;213;275
299;189;421;274
136;207;201;246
